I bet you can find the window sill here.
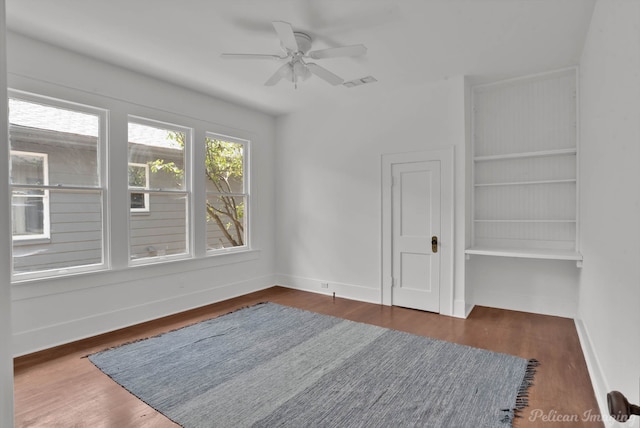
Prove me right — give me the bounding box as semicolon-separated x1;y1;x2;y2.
13;237;51;246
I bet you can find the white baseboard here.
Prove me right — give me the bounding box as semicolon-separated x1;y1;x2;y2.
453;299;473;319
274;274;381;305
12;274;276;357
574;318;627;428
276;274;472;320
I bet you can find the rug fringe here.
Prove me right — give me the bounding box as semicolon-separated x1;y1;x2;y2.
500;358;540;425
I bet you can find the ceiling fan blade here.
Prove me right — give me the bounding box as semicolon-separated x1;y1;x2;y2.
306;63;344;86
221;53;285;60
272;21;299;52
308;44;367;59
265;63;292;86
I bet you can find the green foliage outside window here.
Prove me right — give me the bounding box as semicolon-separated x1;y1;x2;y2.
149;132;245;247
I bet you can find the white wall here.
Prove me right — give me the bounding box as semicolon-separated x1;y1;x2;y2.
275;74;579;319
0;1;15;426
275;76;469;317
578;0;640;416
467;256;580;316
7;33;277;356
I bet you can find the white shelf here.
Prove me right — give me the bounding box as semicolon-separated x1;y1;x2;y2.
465;246;583;263
470;69;579;265
474;219;576;223
474;179;576;187
474;148;577;162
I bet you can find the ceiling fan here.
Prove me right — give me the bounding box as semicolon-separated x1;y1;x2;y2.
221;21;367;88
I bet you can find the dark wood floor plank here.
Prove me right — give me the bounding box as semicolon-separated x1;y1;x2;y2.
14;286;602;427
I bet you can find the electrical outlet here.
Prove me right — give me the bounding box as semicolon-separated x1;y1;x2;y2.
320;282;329;289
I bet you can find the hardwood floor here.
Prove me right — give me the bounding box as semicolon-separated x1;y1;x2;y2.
14;286;603;427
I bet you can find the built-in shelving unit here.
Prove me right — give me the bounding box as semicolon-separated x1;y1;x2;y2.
466;68;582;265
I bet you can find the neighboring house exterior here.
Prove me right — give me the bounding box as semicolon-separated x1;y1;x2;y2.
11;125;103;273
10;123;243;275
127;138;189;260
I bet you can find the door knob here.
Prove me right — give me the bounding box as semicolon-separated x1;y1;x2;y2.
432;236;438;253
608;390;640;422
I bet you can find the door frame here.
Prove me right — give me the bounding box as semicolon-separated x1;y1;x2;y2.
381;147;454;315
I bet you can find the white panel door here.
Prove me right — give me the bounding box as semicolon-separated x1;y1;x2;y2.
391;161;441;312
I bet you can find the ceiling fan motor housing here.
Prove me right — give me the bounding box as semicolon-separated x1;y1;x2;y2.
290;32;312;54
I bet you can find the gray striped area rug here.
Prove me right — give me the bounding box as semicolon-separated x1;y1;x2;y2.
88;302;537;427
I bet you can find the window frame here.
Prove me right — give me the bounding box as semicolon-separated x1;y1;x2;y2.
128;162;150;213
204;132;250;255
8;89;109;281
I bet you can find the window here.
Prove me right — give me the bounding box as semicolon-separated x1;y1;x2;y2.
128;163;149;211
205;134;248;252
9;93;107;278
128;117;190;262
8;88;254;283
10;151;50;240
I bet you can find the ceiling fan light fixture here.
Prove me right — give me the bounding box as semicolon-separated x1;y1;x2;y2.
293;61;311;80
279;63;294;80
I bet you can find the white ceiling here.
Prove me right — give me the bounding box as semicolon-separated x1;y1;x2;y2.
6;0;596;116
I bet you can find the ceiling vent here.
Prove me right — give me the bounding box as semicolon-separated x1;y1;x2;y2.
343;76;378;88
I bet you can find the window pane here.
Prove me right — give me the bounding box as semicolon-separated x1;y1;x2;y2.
128;119;190;262
205;138;244;194
128;164;147;187
129;122;185;191
12;192;45;236
130;193;147;210
130;193;188;260
129;163;150;211
11;153;46;185
206;195;246;249
12;190;103;274
9;98;100;187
